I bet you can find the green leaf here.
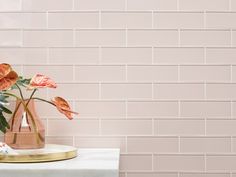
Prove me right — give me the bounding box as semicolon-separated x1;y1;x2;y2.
1;106;12;114
16;77;31;88
0;117;6;133
0;113;9;130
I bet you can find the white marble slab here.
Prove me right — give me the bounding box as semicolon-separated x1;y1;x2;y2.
0;148;120;177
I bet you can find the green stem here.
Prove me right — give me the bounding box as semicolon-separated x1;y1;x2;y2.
2;92;21;100
3;92;41;143
15;84;24;101
26;89;37;107
32;97;56;107
10;100;21;131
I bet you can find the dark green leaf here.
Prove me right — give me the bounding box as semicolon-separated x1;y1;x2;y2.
1;106;12;114
0;117;6;133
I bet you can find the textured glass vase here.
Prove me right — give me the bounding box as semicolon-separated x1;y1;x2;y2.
4;100;45;149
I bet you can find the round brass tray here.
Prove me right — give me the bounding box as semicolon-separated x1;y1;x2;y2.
0;144;77;163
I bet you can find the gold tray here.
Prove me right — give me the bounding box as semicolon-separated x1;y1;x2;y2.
0;144;77;163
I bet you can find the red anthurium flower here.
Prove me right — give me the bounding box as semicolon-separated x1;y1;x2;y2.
29;74;57;89
0;63;18;91
0;70;18;91
0;63;12;79
52;97;79;120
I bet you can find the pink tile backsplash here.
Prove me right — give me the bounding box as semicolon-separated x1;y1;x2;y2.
0;0;235;176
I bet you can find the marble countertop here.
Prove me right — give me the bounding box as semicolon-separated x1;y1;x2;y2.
0;148;120;177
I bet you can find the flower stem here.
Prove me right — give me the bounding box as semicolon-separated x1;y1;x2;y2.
2;92;21;100
15;84;24;101
3;92;41;143
26;89;37;107
32;97;56;106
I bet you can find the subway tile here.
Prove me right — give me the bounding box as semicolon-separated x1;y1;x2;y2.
101;47;152;64
128;30;178;46
127;65;178;82
101;83;152;100
48;83;99;100
75;136;126;152
120;154;152;171
75;30;125;46
0;13;46;29
180;173;230;177
23;30;73;47
232;0;236;10
232;66;236;81
180;30;231;46
74;0;125;10
231;137;236;152
14;86;47;99
46;136;73;146
101;12;152;29
0;48;47;64
180;137;231;153
206;84;236;100
153;83;205;100
48;120;99;136
233;102;236;117
127;173;178;177
179;0;229;10
101;119;152;135
206;12;236;29
206;48;236;64
206;155;236;171
0;0;21;11
120;172;126;177
155;120;205;135
35;100;73;118
75;65;125;82
206;120;236;135
153;47;204;64
48;47;99;64
180;101;231;118
127;136;179;153
179;65;231;82
154;155;205;171
23;65;73;82
75;101;125;118
127;101;179;118
22;0;73;11
233;31;236;46
127;0;177;10
154;12;204;29
7;65;22;75
0;30;22;46
48;12;99;29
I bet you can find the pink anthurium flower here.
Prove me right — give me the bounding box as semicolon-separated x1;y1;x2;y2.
52;97;79;120
29;74;57;89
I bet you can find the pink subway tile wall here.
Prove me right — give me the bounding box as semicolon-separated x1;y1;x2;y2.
0;0;236;176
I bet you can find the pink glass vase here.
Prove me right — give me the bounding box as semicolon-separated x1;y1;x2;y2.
4;100;45;149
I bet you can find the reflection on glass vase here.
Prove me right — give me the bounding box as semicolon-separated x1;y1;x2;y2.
4;99;45;149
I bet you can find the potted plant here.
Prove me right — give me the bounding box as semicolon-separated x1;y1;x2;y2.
0;63;78;149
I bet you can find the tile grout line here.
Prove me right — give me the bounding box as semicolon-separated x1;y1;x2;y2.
230;3;234;171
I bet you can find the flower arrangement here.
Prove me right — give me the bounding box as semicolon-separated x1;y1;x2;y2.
0;63;78;134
